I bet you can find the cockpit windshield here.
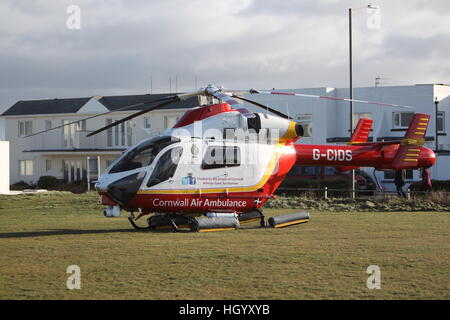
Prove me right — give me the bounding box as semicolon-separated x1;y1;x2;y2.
109;136;180;173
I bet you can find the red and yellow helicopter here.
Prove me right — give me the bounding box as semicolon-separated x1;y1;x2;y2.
75;85;435;231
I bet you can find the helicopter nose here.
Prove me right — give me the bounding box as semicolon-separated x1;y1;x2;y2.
106;171;146;207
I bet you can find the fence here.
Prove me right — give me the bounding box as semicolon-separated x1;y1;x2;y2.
276;187;450;200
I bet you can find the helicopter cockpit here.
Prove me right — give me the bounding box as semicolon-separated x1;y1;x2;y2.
109;136;181;174
97;135;183;206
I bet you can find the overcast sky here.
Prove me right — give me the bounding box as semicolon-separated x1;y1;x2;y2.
1;0;449;113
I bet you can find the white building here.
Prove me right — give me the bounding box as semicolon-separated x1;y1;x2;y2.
242;83;450;189
1;94;198;186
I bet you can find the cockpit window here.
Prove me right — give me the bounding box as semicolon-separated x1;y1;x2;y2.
147;146;183;187
109;136;180;173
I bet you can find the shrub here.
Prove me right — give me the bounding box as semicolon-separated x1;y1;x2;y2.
37;176;64;189
10;181;35;190
277;178;353;197
409;180;450;192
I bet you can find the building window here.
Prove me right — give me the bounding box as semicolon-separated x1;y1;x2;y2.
393;112;414;129
303;166;320;176
384;170;414;180
296;114;312;137
106;119;132;147
324;167;337;176
62;160;85;182
62;120;80;148
144;117;151;129
79;120;86;131
353;112;373;129
19;160;33;176
437;111;445;133
18;120;33;137
164;116;179;129
45;120;52;130
45;159;52;172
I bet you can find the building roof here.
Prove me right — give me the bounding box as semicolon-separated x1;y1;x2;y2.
97;93;199;111
1;97;92;116
1;93;200;116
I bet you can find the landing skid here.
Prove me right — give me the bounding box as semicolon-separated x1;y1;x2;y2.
127;212;151;230
128;212;193;231
127;209;309;232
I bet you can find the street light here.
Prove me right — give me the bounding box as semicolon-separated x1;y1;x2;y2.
348;4;379;198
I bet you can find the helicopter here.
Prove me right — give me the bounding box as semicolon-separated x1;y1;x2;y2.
26;84;436;232
87;85;435;231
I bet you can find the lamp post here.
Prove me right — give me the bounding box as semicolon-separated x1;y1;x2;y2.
348;4;378;199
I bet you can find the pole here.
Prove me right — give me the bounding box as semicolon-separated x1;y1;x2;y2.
349;8;356;199
87;156;90;191
97;156;101;181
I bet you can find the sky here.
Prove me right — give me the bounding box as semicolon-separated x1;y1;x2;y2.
1;0;450;113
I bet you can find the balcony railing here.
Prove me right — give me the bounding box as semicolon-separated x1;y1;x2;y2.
23;130;112;151
22;127;164;152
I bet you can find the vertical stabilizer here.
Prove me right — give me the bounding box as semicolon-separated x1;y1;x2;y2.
391;113;430;169
347;118;373;145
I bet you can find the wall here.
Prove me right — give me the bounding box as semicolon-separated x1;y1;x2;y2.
0;141;9;193
0;117;5;141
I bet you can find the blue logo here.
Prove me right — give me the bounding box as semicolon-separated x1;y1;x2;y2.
182;174;196;185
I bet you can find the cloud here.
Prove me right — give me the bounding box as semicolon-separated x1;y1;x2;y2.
0;0;450;113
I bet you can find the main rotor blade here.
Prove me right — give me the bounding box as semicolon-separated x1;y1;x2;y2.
251;89;414;109
87;97;180;137
24;95;177;138
231;94;292;119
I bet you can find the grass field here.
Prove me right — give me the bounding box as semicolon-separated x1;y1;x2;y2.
0;192;449;300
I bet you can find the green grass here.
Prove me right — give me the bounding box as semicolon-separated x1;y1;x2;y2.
0;192;449;300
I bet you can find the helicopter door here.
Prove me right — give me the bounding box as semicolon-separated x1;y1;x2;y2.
146;146;183;187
